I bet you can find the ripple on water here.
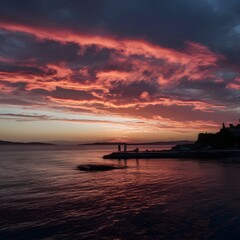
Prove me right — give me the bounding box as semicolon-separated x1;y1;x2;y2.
1;146;240;239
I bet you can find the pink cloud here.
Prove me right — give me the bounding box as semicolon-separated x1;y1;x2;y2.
1;20;237;138
0;22;222;66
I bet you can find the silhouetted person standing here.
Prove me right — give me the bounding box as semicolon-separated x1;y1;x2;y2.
124;143;127;152
118;144;121;152
136;148;139;154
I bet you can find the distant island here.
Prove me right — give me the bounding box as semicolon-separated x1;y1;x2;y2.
0;140;55;145
80;140;193;146
0;140;193;146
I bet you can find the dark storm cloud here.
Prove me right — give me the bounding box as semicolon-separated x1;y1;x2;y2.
174;79;240;106
0;62;56;76
0;28;116;75
0;0;239;129
108;80;159;101
0;0;239;58
50;87;98;101
0;0;239;70
0;80;27;90
0;29;80;64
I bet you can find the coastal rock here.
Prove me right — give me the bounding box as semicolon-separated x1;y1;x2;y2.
77;164;126;172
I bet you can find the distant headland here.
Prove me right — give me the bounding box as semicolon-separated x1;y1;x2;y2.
173;121;240;151
0;140;55;145
0;140;193;146
103;121;240;159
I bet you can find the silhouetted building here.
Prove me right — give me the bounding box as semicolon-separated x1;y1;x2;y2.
196;122;240;149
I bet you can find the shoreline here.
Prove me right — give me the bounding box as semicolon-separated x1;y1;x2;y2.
103;149;240;159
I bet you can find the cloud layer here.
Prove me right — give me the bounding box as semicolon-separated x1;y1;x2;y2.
0;0;240;140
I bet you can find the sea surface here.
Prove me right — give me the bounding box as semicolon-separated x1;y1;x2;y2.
1;145;240;240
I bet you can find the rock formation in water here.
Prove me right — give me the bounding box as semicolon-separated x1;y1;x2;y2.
77;164;127;172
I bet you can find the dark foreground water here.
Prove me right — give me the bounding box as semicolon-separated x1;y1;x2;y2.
1;145;240;240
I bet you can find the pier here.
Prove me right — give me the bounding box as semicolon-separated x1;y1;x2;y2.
103;149;240;159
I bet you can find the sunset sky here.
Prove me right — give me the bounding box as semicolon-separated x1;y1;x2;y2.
0;0;240;143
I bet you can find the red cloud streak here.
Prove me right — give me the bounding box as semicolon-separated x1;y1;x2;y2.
0;21;237;138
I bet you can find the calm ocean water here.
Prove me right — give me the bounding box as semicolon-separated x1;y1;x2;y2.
1;145;240;240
